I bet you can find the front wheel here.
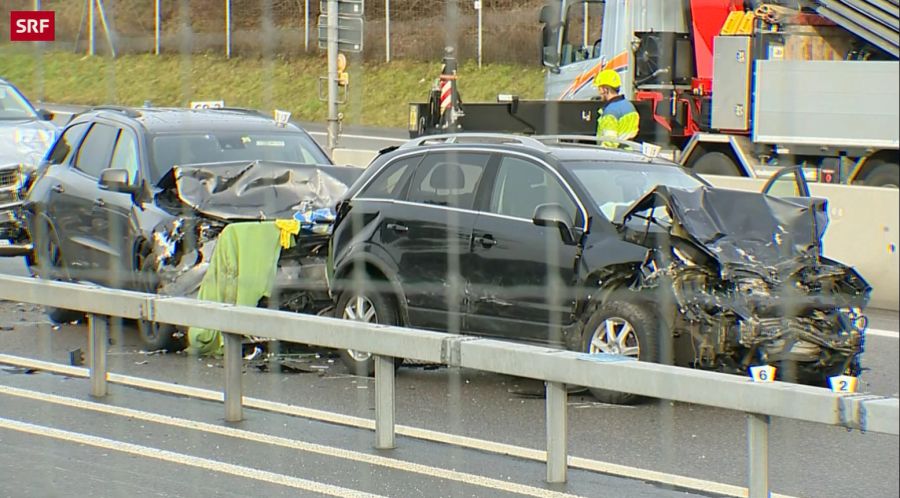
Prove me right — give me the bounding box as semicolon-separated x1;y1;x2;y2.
581;297;660;404
30;225;83;324
335;287;403;376
135;249;186;352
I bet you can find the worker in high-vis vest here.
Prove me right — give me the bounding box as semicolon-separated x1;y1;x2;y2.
593;69;639;148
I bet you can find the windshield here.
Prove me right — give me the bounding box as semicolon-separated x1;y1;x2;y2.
149;131;331;183
0;83;38;120
565;161;705;220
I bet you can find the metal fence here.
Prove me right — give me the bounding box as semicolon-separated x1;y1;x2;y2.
0;273;896;497
0;0;546;64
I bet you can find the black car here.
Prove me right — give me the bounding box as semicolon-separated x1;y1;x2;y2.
24;106;361;349
329;134;870;403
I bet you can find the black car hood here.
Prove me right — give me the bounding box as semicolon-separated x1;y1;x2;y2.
621;185;828;276
157;160;362;221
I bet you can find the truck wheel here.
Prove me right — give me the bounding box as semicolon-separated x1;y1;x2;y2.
859;161;899;188
692;151;741;176
335;286;403;376
581;297;660;405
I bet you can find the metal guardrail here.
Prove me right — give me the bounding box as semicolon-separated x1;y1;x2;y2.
0;274;897;497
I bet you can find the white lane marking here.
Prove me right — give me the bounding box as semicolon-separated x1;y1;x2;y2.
0;354;799;498
0;385;583;498
308;131;407;143
0;416;383;498
867;328;899;339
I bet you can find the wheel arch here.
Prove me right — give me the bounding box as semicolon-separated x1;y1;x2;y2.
333;254;410;326
848;149;899;184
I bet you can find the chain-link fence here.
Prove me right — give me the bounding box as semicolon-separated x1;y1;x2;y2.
1;0;546;64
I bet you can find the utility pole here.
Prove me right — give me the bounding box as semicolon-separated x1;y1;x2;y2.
327;0;339;155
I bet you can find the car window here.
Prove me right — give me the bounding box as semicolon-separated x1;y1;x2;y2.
358;155;420;199
46;122;90;166
406;152;490;210
74;123;117;178
0;84;37;119
110;128;140;185
149;131;331;183
489;156;577;223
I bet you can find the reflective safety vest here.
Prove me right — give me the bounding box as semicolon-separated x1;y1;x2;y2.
596;95;639;148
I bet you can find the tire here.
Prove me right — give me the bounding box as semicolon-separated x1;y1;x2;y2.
30;225;83;324
859;161;899;188
581;296;660;405
335;286;403;376
135;248;186;352
691;151;741;176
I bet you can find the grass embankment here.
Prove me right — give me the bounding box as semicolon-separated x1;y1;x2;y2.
0;49;545;129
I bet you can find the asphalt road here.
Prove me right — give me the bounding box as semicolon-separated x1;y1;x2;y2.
0;255;898;498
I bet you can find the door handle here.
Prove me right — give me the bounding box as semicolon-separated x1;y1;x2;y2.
386;223;409;233
94;198;105;208
474;235;497;248
51;185;64;193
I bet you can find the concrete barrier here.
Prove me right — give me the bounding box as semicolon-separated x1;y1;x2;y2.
702;175;899;311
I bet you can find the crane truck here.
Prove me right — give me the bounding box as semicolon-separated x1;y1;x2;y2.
408;0;900;187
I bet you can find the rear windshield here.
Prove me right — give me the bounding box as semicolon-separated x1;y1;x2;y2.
149;131;330;183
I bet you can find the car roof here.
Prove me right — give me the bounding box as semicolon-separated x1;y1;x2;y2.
74;106;305;134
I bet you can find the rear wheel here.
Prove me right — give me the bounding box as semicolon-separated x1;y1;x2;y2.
859;161;899;188
582;297;660;405
692;151;741;176
336;286;403;376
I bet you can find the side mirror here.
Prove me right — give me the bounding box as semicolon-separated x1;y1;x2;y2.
98;168;135;194
533;203;576;245
36;108;53;121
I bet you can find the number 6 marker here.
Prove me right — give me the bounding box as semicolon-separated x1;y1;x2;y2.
749;365;776;383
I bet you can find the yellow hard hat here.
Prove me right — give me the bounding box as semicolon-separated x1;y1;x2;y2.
593;69;622;89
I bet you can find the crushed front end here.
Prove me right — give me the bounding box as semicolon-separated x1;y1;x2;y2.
0;164;32;257
622;185;871;385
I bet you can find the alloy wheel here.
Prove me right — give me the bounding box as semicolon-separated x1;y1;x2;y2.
589;317;641;358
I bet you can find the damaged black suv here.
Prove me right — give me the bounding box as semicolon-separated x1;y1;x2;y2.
23;106;362;350
329;134;870;403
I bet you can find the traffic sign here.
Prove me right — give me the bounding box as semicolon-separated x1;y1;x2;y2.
317;15;364;53
319;0;364;16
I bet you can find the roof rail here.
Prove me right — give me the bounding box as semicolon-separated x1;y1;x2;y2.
88;105;141;118
535;135;644;151
399;133;550;151
535;135;666;159
203;106;268;117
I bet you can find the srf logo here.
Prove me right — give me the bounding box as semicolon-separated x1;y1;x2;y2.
10;11;55;42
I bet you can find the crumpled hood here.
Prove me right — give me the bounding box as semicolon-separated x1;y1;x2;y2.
0;119;58;168
621;185;828;276
157;160;363;221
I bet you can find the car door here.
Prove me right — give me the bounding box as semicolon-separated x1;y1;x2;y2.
466;154;582;344
762;165;828;244
46;122;117;282
385;150;491;332
88;126;142;287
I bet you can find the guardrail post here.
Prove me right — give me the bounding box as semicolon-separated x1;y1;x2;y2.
374;354;396;449
748;413;770;498
223;332;243;422
88;314;109;397
546;381;568;483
